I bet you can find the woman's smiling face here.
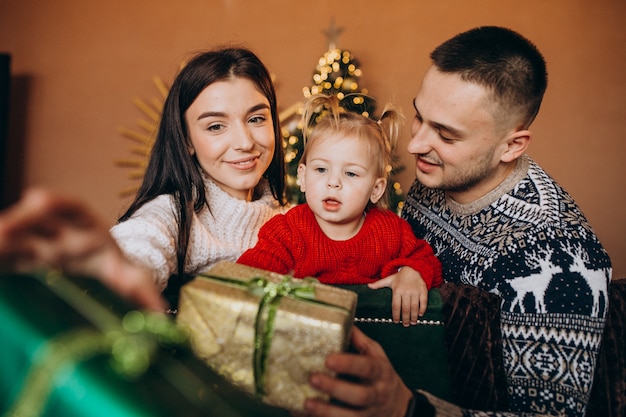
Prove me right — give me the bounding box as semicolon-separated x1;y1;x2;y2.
185;77;275;200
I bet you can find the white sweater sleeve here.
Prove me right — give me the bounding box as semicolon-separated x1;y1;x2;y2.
110;181;288;292
110;195;179;291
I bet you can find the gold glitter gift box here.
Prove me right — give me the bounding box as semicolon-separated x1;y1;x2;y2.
176;261;357;412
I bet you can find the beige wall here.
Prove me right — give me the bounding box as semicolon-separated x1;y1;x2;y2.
1;0;625;278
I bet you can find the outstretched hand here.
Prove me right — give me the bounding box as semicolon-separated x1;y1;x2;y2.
367;267;429;326
298;326;413;417
0;188;165;310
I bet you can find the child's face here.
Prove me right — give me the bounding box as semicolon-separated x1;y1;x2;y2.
298;134;386;239
185;77;275;200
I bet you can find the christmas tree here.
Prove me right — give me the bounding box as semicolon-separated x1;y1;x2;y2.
280;22;405;212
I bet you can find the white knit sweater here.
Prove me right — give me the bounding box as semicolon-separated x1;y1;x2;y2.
110;178;287;291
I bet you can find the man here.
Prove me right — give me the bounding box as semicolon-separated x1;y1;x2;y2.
301;26;612;417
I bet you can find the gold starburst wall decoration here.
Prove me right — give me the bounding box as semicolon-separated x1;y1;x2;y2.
115;76;168;197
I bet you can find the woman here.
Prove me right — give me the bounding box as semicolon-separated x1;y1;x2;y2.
111;47;288;290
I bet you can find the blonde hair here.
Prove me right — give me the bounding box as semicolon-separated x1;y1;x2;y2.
300;93;404;207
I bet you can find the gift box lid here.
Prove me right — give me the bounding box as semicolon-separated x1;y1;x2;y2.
197;261;358;312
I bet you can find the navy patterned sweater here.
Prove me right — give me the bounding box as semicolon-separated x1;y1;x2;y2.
402;155;612;416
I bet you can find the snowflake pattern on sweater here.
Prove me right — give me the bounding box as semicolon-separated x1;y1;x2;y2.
402;155;611;417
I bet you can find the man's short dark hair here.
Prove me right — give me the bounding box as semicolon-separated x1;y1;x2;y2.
431;26;548;129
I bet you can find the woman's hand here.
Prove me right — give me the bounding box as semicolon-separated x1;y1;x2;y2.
300;327;414;417
0;188;165;310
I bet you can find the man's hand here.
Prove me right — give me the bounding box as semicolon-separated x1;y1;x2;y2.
299;327;414;417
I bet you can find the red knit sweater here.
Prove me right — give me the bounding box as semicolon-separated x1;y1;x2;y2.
237;204;442;288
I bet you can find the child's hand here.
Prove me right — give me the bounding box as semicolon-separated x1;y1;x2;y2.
367;267;428;326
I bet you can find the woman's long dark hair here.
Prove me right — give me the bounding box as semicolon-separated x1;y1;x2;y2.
118;47;286;277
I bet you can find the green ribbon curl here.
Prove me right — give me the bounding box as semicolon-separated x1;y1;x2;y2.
5;272;186;417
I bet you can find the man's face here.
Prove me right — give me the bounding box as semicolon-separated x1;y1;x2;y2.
407;66;512;204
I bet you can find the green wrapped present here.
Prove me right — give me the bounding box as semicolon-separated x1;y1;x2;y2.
176;261;357;412
336;285;452;401
0;270;289;417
